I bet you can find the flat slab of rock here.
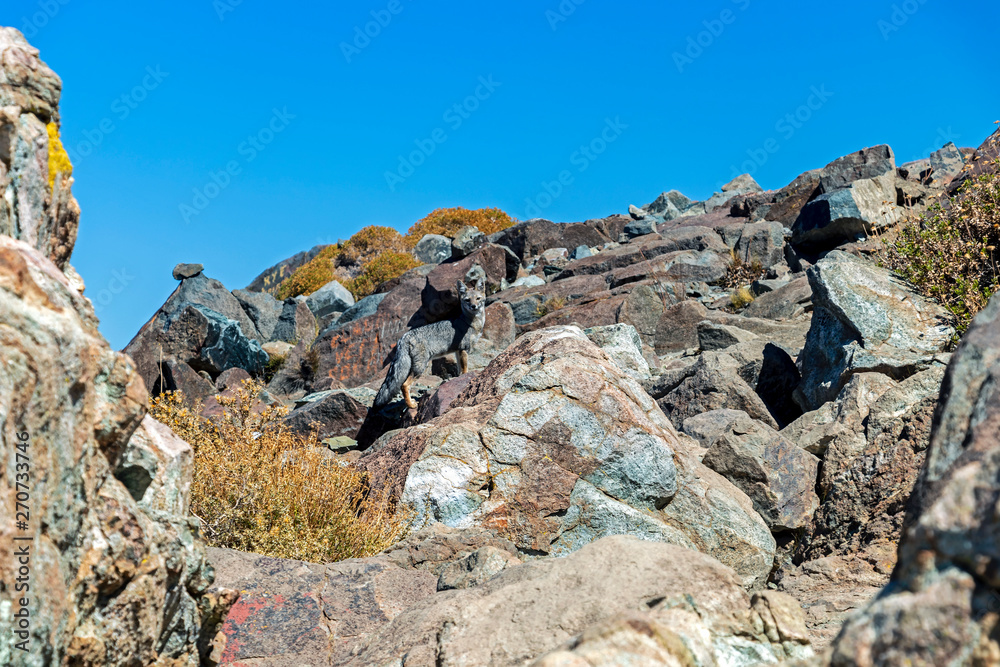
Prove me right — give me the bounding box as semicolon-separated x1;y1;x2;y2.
172;262;204;280
343;537;809;666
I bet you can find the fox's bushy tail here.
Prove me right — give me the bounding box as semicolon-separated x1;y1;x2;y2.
374;346;411;408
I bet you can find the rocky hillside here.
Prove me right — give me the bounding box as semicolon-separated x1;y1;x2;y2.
0;28;235;666
6;22;1000;667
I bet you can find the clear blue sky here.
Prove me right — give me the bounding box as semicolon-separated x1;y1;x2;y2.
2;0;997;349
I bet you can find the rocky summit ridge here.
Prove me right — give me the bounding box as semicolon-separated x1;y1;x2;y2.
4;24;1000;667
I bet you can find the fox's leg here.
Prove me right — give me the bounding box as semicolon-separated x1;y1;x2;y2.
458;350;469;374
402;376;417;409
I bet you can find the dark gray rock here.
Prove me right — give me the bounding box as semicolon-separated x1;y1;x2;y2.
272;298;318;345
570;245;592;260
165;273;262;342
827;293;1000;666
656;351;779;430
702;419;820;531
818;144;896;193
794;251;953;411
414;234;453;264
283;389;369;439
622;217;657;239
172;262;204;280
233;288;282;340
735;221;786;269
792;145;901;250
697;320;759;351
337;292;389;328
928;141;966;185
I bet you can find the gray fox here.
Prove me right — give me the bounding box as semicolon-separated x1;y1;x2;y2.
374;278;486;409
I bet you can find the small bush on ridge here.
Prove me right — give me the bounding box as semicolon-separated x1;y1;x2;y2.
343;251;422;299
404;207;515;247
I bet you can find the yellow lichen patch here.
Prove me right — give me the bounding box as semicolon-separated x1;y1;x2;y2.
46;122;73;191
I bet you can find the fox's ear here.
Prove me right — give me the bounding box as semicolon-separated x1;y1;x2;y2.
475;277;485;292
457;280;467;294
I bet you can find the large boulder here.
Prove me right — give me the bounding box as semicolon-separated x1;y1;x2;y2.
794;250;953;411
310;267;427;388
283;388;371;440
828;293;1000;665
232;287;282;340
356;326;776;588
304;278;354;320
0;235;235;665
0;28;79;271
210;546;438;666
343;537;810;667
702;416;820;532
792;145;901;250
798;367;944;562
162;272;262;341
124;303;268;395
653;351;780;430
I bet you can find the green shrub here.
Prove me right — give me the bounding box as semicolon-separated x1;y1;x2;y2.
877;158;1000;335
404;207;515;247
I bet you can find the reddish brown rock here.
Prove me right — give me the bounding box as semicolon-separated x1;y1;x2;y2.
421;244;510;320
283;389;369;440
491;219;609;263
210;547;437;667
311;269;426;388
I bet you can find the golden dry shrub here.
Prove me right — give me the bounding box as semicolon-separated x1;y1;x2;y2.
403;206;515;247
730;287;755;310
343;251;422;299
149;380;407;562
276;244;342;300
46;122;73;190
877;158;1000;335
339;225;407;266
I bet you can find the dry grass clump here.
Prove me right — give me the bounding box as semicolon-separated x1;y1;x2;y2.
534;295;567;318
730;287;755;310
342;251;422;299
149;379;407;562
404;207;515;247
876;158;1000;334
722;249;765;289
